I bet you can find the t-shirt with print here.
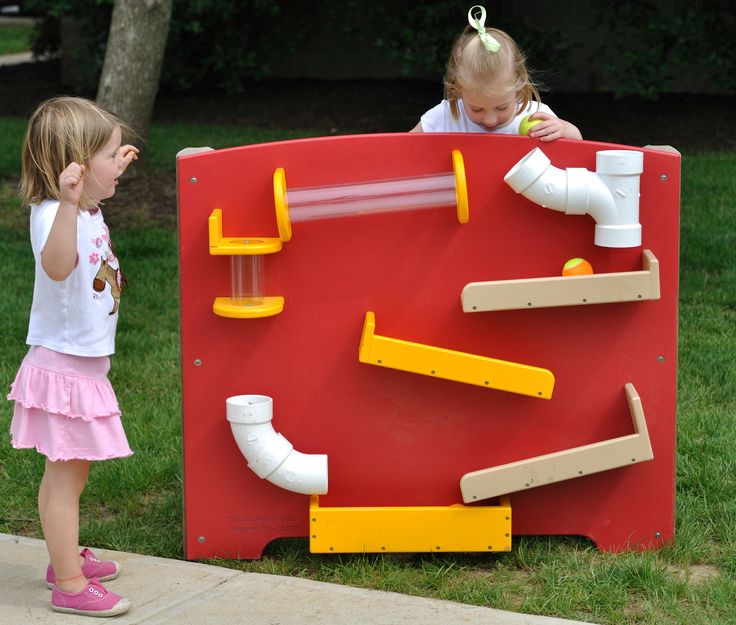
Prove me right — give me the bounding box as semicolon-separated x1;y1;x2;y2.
420;99;555;134
26;199;124;356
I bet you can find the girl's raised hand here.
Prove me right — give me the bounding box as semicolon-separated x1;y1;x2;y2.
58;162;85;206
117;145;139;176
527;112;583;142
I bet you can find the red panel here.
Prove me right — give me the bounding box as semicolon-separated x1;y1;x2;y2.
177;134;679;559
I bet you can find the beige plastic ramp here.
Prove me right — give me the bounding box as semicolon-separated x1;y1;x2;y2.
461;250;660;312
460;383;653;503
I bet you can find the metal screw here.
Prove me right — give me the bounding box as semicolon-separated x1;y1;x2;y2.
654;531;662;539
657;355;665;362
660;174;667;182
194;358;202;366
190;177;198;183
198;536;205;543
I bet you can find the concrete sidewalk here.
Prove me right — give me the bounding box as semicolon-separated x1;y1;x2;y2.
0;50;32;66
0;533;598;625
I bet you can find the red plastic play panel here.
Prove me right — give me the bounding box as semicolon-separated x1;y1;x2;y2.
177;133;679;559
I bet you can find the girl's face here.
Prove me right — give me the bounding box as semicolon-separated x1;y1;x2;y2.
85;125;123;206
461;88;517;131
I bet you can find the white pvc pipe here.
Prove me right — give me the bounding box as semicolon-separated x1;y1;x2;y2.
503;148;643;248
226;395;328;495
593;150;644;247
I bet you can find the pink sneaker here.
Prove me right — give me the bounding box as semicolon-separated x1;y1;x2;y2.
51;578;131;617
46;547;121;588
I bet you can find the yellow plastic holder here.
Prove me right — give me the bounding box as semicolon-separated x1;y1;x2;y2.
452;149;469;224
309;495;511;553
273;168;292;242
213;296;284;318
208;209;284;319
359;311;554;399
208;208;283;255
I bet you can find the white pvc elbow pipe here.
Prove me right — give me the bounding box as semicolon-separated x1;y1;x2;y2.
226;395;328;495
504;147;644;248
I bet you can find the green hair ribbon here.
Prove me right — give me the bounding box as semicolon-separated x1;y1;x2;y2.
467;5;501;52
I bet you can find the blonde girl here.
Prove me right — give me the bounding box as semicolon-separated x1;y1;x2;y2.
8;96;138;617
412;5;582;141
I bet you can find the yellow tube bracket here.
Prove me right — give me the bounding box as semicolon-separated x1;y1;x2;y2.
452;149;469;224
208;208;283;255
273;168;292;242
208;209;284;319
359;311;554;399
309;495;511;553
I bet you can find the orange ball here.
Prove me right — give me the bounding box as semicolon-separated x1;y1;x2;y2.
562;258;593;276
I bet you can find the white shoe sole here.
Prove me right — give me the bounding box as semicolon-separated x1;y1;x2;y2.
51;596;132;617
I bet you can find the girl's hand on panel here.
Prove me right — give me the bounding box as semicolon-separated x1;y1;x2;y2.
527;113;583;141
59;162;85;207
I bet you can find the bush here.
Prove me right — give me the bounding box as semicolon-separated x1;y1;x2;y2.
26;0;316;93
25;0;735;98
591;0;735;98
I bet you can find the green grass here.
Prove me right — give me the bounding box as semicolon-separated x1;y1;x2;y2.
0;117;319;176
0;23;33;56
146;123;320;172
0;120;735;624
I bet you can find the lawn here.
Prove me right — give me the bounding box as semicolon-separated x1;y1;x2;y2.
0;119;734;625
0;22;32;56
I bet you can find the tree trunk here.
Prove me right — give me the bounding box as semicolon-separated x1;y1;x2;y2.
96;0;173;143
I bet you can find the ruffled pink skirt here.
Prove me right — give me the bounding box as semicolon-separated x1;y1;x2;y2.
7;346;133;461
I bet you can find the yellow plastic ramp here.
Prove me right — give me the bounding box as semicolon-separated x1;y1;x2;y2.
359;311;554;399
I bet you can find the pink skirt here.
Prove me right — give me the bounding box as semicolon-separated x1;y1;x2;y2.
7;346;133;462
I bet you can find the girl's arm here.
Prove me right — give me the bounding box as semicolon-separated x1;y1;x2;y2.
526;112;582;141
41;162;84;281
409;122;423;132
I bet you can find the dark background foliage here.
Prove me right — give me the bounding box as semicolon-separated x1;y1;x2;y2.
26;0;735;98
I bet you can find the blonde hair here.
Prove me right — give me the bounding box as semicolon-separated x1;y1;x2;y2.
444;26;541;119
20;96;132;208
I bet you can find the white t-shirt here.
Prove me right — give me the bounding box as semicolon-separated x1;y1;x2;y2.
26;199;123;356
420;99;555;134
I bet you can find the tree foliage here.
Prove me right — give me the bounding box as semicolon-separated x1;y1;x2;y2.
591;0;735;98
26;0;734;98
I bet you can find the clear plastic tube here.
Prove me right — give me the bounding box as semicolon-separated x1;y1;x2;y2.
231;255;264;305
288;173;457;223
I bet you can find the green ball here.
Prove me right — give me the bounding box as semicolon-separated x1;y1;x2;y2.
519;115;542;136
